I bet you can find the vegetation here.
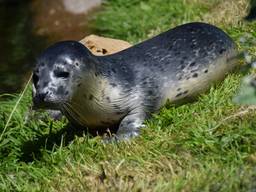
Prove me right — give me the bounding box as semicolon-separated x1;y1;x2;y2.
1;0;256;191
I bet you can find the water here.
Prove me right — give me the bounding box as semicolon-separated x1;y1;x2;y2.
0;0;101;93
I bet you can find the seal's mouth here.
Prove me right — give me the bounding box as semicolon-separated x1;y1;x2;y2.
32;87;65;110
32;98;62;110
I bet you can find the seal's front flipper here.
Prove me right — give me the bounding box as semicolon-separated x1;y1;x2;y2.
104;110;146;142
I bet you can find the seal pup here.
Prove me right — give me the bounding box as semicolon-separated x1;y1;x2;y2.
32;22;238;141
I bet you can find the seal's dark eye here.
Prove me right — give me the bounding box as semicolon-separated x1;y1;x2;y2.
54;70;70;78
33;73;39;86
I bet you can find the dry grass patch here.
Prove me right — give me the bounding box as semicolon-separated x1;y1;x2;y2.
49;155;195;192
202;0;250;26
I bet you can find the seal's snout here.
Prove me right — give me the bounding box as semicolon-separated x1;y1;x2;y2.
37;91;49;102
33;90;51;109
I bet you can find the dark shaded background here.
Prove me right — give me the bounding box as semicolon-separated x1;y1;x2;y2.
0;0;99;94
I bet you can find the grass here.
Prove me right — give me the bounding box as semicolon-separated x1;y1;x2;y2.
1;0;256;191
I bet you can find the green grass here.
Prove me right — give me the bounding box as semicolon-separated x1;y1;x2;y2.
1;0;256;191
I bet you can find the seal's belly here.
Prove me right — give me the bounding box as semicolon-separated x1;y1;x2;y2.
161;48;238;105
69;97;127;128
68;75;132;128
71;108;124;128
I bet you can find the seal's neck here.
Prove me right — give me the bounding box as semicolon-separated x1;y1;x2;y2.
79;46;113;76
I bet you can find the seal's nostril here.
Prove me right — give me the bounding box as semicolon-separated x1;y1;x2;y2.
38;91;49;101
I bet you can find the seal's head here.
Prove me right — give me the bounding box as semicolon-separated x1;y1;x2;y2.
32;41;92;110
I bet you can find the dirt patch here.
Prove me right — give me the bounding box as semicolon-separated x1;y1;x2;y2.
30;0;101;43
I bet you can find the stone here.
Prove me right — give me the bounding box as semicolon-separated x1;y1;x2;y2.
80;34;132;55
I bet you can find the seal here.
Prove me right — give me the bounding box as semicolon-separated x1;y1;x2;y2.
32;22;238;141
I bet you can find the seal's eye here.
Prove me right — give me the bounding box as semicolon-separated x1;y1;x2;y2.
54;70;70;79
33;73;39;86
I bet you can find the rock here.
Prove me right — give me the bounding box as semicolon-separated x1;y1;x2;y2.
80;34;132;56
62;0;102;14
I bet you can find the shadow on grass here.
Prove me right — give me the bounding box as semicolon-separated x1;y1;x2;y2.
245;0;256;21
19;123;118;162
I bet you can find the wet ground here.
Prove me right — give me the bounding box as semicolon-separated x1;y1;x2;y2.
0;0;101;93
